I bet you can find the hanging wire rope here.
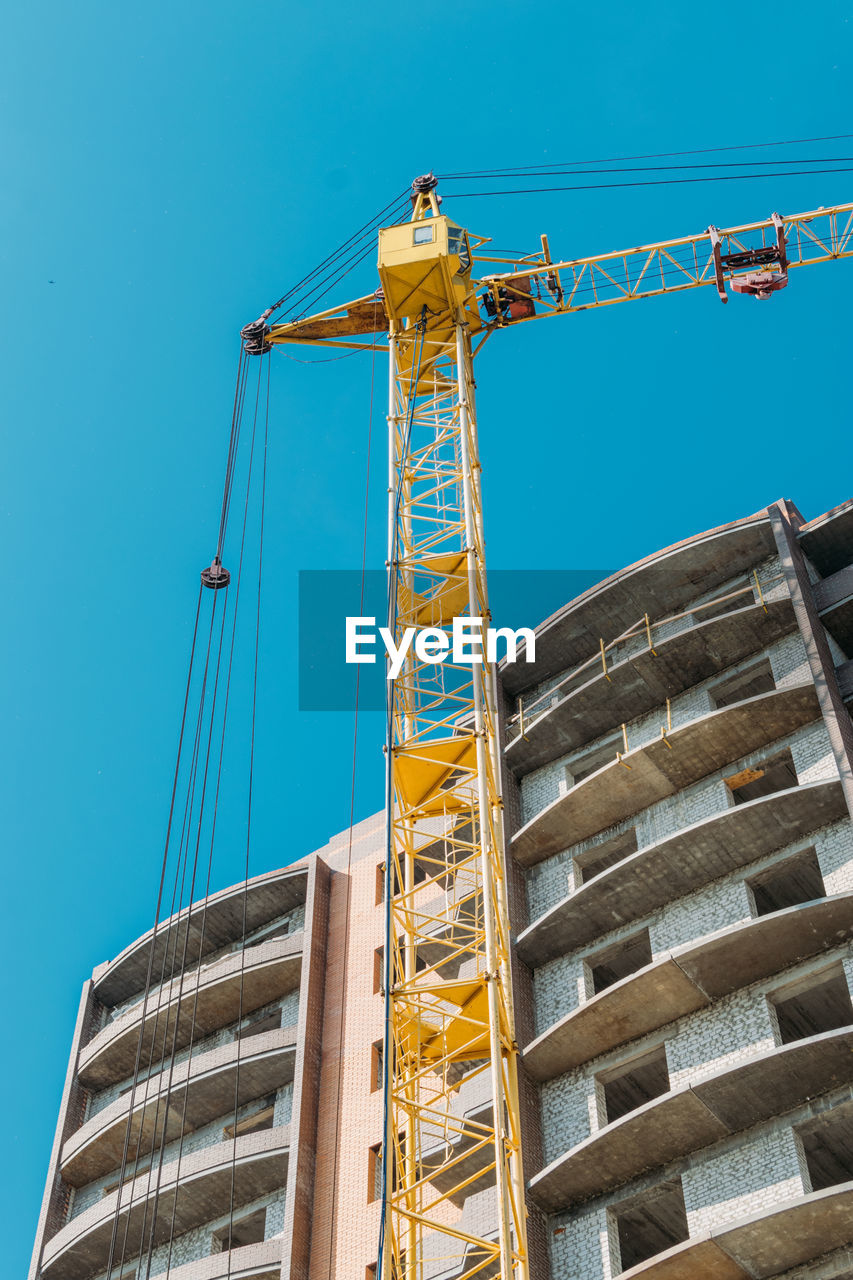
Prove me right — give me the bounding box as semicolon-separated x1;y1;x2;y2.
100;339;280;1280
441;154;853;182
136;595;233;1280
108;587;223;1280
101;584;206;1280
258;190;409;322
225;352;271;1279
440;132;853;177
446;164;853;198
286;197;411;322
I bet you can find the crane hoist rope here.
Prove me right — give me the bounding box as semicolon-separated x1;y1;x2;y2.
238;176;853;1280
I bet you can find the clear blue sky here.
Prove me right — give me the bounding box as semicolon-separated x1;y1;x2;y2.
3;2;851;1270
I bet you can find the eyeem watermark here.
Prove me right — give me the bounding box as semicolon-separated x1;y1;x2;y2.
346;616;536;679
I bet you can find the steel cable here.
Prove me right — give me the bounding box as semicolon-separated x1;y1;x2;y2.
445;164;853;199
225;351;271;1279
440;133;853;178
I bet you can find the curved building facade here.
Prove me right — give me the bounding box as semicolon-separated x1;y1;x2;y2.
30;496;853;1280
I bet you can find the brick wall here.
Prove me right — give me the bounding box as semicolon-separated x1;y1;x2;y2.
681;1125;806;1235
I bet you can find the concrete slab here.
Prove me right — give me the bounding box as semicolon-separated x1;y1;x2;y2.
694;1028;853;1131
517;780;846;966
162;1239;283;1280
678;894;853;999
78;937;302;1089
41;1129;289;1280
624;1182;853;1279
512;683;820;866
718;1181;853;1276
506;600;795;775
530;1029;853;1211
94;866;308;1007
502;515;775;697
621;1237;744;1280
62;1028;297;1185
532;1090;728;1209
524;962;707;1082
523;894;853;1080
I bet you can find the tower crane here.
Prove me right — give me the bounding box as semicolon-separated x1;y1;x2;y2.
240;179;853;1280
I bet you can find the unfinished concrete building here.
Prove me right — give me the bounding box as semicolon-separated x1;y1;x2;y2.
30;496;853;1280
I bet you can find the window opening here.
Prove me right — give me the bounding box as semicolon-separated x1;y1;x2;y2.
726;748;797;805
224;1096;276;1139
747;848;825;916
609;1177;689;1272
769;964;853;1044
236;1008;282;1041
575;827;639;886
566;736;622;789
798;1098;853;1190
371;1041;383;1093
598;1043;670;1125
711;657;776;710
368;1143;383;1203
586;928;653;996
212;1207;266;1251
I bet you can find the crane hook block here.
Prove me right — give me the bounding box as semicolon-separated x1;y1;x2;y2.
729;272;788;299
201;558;231;590
241;318;273;355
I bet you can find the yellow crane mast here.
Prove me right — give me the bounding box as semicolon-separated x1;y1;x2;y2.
243;181;853;1280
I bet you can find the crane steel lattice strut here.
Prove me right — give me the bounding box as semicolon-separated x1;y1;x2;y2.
375;175;528;1280
242;178;852;1280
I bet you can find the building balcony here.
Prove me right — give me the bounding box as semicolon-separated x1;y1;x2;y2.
799;497;853;578
512;682;821;867
78;935;302;1089
93;866;308;1008
502;513;776;699
62;1027;297;1186
40;1127;289;1280
530;1027;853;1211
814;563;853;658
524;892;853;1081
621;1180;853;1280
517;778;846;967
159;1238;283;1280
505;599;795;775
